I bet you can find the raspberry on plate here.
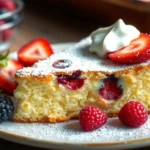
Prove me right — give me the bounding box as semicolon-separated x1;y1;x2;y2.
118;101;148;127
79;105;108;131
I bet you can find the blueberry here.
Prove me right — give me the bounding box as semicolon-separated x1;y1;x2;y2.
0;94;14;123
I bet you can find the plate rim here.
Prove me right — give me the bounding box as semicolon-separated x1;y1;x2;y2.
0;128;150;150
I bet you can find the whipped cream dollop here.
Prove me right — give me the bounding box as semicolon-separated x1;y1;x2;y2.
89;19;140;58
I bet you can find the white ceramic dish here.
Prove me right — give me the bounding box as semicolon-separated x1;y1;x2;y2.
1;43;150;150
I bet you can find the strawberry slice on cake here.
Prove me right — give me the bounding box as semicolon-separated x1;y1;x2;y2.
108;33;150;64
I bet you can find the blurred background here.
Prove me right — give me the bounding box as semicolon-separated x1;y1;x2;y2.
2;0;150;52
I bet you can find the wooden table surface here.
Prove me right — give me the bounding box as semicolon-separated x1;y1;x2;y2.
1;1;150;149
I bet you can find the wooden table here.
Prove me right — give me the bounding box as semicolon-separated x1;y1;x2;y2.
1;1;150;149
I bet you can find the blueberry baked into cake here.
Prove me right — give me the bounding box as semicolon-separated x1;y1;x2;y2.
13;19;150;123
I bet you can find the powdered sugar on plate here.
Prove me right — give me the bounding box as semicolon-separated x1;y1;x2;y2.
0;116;150;149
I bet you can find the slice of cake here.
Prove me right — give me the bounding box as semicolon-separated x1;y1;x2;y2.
13;19;150;123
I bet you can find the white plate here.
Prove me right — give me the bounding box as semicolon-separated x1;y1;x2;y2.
1;43;150;150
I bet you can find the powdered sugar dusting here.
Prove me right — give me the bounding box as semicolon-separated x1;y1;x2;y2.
15;37;150;77
0;116;150;144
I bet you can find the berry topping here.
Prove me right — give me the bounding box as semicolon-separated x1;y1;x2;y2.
0;94;14;123
108;33;150;64
0;0;16;12
118;101;148;127
57;70;86;90
79;105;108;131
52;59;72;69
18;38;54;66
99;75;123;100
0;59;24;95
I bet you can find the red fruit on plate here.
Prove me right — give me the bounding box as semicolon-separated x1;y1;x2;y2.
0;59;23;95
79;105;108;131
18;38;54;66
118;101;148;127
0;0;16;12
0;20;13;42
108;33;150;64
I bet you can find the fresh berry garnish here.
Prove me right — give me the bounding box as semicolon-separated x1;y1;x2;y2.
18;38;54;66
79;105;108;131
0;0;16;12
0;20;13;42
118;101;148;127
0;94;14;123
57;70;86;90
108;33;150;64
99;75;123;100
52;59;72;69
0;59;23;95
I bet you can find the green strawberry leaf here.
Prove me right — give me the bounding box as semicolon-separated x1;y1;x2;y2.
0;50;9;60
0;59;8;67
0;50;10;67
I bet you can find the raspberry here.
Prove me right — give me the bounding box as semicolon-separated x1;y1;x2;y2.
79;105;108;131
0;94;14;123
118;101;148;127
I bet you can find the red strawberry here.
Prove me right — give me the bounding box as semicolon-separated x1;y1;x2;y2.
0;21;13;42
108;33;150;64
57;70;86;90
0;60;23;95
18;38;54;66
79;105;108;131
118;101;148;127
0;0;16;12
99;75;123;100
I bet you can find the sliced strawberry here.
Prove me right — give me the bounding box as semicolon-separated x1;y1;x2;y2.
108;33;150;64
18;38;54;66
0;60;23;95
0;0;16;12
